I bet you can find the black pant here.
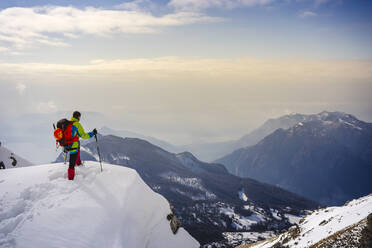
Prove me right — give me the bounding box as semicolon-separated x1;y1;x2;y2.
69;153;78;169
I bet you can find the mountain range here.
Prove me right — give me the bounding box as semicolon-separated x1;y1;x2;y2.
216;111;372;206
101;111;349;163
55;135;317;247
176;112;327;162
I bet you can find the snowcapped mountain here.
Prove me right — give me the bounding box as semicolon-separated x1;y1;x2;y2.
216;111;372;206
0;145;33;169
56;135;318;247
0;162;199;248
177;111;364;162
241;194;372;248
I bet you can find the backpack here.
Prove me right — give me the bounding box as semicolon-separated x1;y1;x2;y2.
53;119;79;150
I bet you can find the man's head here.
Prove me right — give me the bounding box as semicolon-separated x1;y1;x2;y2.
73;111;81;121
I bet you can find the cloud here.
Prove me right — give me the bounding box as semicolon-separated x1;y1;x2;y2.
1;57;371;146
0;46;9;52
16;83;26;95
0;5;223;52
115;0;157;12
1;57;371;84
314;0;342;8
299;11;317;18
37;101;58;113
168;0;275;11
314;0;329;7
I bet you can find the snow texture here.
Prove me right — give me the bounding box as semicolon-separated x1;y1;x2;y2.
250;194;372;248
161;173;217;200
220;207;266;230
223;231;275;246
270;209;282;221
0;162;199;248
284;213;302;225
238;189;248;202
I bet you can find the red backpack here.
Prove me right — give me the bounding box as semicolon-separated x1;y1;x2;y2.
53;119;79;150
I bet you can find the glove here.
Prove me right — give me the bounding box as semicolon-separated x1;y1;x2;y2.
92;128;98;135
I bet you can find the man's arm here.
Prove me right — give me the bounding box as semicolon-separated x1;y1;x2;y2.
75;122;94;139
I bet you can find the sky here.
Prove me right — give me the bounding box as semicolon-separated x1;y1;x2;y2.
0;0;372;162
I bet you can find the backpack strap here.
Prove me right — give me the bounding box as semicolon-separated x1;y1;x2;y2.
64;122;79;146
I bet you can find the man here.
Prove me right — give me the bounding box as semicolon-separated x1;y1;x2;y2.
68;111;97;180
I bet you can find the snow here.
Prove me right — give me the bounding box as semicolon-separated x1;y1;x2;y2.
340;120;363;130
238;189;248;202
284;213;302;225
270;209;282;221
110;153;131;162
220;207;266;230
162;173;217;200
250;194;372;248
223;231;275;246
243;205;264;213
0;162;199;248
81;146;99;161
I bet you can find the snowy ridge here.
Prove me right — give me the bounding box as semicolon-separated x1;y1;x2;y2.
245;194;372;248
0;146;33;169
0;162;199;248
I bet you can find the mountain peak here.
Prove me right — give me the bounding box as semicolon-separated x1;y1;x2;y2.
217;111;372;206
316;111;358;122
176;151;198;161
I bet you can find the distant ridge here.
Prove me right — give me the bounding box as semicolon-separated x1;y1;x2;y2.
217;111;372;206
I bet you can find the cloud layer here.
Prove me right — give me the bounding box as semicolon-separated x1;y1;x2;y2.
0;5;222;52
1;57;371;83
1;56;371;146
299;10;317;18
168;0;275;10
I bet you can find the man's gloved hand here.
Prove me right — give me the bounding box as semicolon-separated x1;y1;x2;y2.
92;128;98;135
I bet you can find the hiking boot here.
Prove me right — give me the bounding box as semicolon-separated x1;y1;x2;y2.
68;168;75;180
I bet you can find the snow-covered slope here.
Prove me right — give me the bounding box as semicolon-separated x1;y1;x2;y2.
0;146;33;169
245;194;372;248
0;162;199;248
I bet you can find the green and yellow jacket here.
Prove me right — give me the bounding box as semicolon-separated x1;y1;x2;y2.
69;117;94;154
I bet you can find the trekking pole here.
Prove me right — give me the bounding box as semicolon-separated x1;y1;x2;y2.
94;134;103;172
63;151;67;165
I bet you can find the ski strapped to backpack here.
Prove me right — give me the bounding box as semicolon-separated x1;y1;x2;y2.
53;119;79;151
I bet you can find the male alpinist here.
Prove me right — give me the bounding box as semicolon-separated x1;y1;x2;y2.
67;111;97;180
